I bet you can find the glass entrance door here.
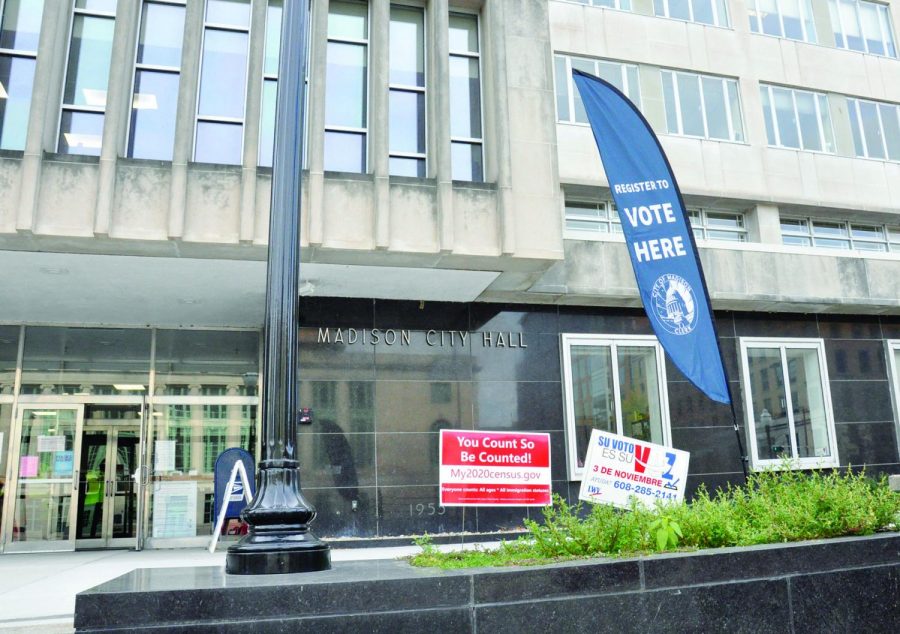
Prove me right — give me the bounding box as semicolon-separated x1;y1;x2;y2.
6;406;84;552
75;425;140;548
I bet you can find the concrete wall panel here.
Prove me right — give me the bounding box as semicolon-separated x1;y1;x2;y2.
183;167;242;243
36;161;98;236
110;164;170;240
0;159;22;233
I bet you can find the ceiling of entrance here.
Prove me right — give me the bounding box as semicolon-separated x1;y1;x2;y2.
0;251;499;327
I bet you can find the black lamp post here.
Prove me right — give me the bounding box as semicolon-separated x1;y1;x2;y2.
226;0;331;575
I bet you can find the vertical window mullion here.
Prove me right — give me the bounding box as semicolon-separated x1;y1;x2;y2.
790;90;803;149
779;346;800;460
812;91;826;152
873;99;888;158
723;79;736;140
566;57;575;123
610;344;624;437
697;74;710;138
854;100;870;157
671;72;683;135
768;86;782;147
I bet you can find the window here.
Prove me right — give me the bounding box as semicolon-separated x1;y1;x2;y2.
554;55;641;124
828;0;896;57
748;0;818;43
58;0;116;155
259;0;281;168
325;0;368;173
654;0;729;27
661;70;744;142
389;5;425;177
562;334;670;479
194;0;250;165
889;342;900;436
847;97;900;161
760;84;835;152
564;200;622;235
688;209;747;242
740;339;838;469
0;0;43;150
565;0;633;10
127;1;185;161
449;12;482;181
781;217;900;252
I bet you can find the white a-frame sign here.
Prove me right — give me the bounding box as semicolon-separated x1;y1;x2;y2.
208;459;254;553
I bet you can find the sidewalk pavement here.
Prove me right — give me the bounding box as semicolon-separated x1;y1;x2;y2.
0;541;492;633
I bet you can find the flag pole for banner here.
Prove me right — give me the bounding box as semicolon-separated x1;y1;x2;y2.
571;69;749;482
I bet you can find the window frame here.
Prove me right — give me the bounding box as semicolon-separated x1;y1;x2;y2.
324;0;371;174
780;216;900;252
847;96;900;162
560;0;633;11
554;54;641;125
563;199;623;236
660;69;745;143
126;0;186;161
388;2;427;177
748;0;818;43
448;9;483;182
887;341;900;460
258;0;282;168
688;208;748;242
57;0;117;156
828;0;897;57
0;0;44;151
561;333;672;481
760;84;835;153
739;337;839;470
192;0;252;166
654;0;730;27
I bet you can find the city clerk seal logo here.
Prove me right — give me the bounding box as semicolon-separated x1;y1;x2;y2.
650;273;696;335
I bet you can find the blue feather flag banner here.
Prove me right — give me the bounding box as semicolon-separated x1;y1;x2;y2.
572;69;731;404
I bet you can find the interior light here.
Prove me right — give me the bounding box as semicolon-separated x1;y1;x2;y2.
82;88;107;107
113;384;146;392
63;133;102;150
0;82;8;99
132;93;158;110
32;411;58;417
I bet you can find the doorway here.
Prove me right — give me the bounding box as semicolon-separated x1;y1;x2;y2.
4;403;145;552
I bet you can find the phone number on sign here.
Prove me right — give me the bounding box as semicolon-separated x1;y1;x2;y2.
613;480;677;501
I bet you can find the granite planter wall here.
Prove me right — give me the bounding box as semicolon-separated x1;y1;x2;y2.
75;532;900;632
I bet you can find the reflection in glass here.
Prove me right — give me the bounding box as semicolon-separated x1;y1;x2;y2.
0;0;44;51
786;348;830;458
449;57;482;139
677;73;704;137
13;409;78;544
76;0;117;11
59;110;104;155
451;141;483;182
570;345;615;467
206;0;251;28
259;78;277;168
137;1;185;67
63;15;114;108
389;90;425;154
618;347;663;445
154;329;259;393
773;87;800;148
389;6;424;87
263;0;283;76
325;130;366;172
747;347;789;461
129;70;180;160
194;120;243;165
325;41;367;128
197;29;248;119
328;0;367;40
702;76;728;140
0;55;36;150
389;156;425;178
448;14;478;53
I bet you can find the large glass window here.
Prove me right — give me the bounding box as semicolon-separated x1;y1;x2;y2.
740;339;837;469
565;0;633;10
258;0;281;168
562;335;670;480
655;0;729;27
688;209;748;241
0;0;43;150
781;216;900;252
564;200;623;235
127;1;185;161
748;0;818;43
389;4;425;177
58;0;116;155
760;84;835;152
325;0;368;173
449;12;482;181
847;97;900;161
661;70;744;142
194;0;250;165
0;326;19;534
554;55;641;124
890;342;900;443
828;0;896;57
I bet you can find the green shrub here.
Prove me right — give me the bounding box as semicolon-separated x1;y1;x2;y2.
408;467;900;569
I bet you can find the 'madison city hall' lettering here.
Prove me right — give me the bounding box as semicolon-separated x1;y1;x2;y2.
316;328;527;348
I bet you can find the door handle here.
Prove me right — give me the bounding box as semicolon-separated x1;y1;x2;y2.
73;470;79;491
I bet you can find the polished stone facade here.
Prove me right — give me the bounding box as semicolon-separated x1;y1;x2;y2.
295;298;900;538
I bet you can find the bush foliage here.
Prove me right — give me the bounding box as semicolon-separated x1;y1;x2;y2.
409;468;900;569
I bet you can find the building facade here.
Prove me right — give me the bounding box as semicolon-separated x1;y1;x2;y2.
0;0;898;552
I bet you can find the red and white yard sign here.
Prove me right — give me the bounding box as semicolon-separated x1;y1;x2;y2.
439;430;552;506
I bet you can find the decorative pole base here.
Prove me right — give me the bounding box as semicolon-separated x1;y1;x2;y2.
226;534;331;575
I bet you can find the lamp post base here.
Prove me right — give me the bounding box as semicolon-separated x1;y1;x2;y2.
226;534;331;575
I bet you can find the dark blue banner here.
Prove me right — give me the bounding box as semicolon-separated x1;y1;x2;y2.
572;69;730;404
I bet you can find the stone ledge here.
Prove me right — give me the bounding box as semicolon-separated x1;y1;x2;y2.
75;533;900;633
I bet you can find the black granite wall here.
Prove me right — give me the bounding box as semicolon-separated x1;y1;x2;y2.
295;298;900;539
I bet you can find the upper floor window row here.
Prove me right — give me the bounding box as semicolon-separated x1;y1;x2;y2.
554;55;642;124
847;96;900;162
829;0;897;56
564;0;633;11
760;84;835;153
749;0;818;43
781;217;900;252
654;0;730;27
